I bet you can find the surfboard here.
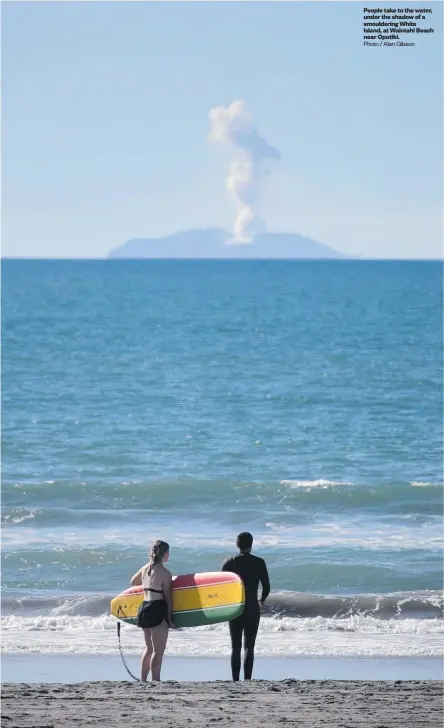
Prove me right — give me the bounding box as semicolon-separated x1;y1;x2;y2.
110;571;244;628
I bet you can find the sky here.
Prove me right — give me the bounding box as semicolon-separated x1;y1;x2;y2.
2;0;443;259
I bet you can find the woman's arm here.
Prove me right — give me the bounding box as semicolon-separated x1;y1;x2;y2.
163;570;174;626
130;568;143;586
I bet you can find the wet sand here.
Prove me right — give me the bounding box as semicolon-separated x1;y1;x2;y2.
2;654;442;684
1;680;441;728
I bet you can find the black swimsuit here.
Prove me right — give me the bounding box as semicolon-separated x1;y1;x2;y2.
137;587;168;629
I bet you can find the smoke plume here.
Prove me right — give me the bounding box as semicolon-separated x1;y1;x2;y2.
209;100;280;242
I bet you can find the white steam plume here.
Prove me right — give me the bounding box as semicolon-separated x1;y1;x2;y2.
209;100;280;242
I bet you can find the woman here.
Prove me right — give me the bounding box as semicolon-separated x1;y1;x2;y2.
130;540;175;681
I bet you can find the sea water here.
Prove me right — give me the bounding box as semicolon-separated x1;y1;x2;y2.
2;259;443;657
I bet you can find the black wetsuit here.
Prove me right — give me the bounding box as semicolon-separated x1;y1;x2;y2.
222;552;270;681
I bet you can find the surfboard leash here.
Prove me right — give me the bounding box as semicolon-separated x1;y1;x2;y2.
116;621;141;682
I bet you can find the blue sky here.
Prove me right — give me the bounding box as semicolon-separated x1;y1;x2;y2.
2;1;442;258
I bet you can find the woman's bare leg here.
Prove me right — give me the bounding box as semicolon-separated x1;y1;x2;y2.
141;628;153;681
150;621;169;681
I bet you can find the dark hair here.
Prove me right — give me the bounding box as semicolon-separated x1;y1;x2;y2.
236;532;253;551
147;540;169;575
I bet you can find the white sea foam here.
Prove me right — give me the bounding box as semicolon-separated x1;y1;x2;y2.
2;508;41;525
280;479;353;488
2;519;443;551
1;614;443;657
411;481;441;488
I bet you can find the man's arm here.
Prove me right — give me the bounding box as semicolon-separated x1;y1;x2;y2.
221;558;232;572
259;560;270;604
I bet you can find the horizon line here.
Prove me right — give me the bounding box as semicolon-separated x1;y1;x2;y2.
2;257;443;262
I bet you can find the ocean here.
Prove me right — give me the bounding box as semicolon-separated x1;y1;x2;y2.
2;259;443;660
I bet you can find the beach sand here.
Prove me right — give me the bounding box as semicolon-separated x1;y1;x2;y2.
1;679;441;728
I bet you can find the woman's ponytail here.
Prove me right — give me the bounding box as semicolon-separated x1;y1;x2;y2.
147;540;169;575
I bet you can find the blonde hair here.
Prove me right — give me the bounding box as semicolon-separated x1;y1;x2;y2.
147;540;169;575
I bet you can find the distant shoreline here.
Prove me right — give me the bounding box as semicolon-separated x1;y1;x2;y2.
2;257;442;262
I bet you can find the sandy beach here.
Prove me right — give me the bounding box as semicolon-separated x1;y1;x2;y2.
2;679;441;728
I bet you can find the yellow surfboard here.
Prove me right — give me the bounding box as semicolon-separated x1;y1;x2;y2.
111;571;244;628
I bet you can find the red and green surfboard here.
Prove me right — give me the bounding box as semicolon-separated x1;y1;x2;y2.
110;571;245;628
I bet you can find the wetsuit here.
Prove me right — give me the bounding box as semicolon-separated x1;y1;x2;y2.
222;552;270;681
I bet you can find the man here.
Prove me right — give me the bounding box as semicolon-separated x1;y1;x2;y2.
221;532;270;681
